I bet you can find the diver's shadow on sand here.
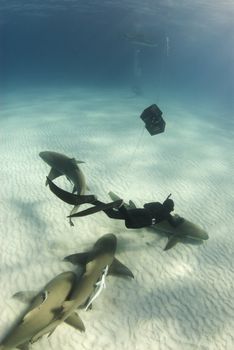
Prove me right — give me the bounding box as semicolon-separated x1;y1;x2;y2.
8;197;48;233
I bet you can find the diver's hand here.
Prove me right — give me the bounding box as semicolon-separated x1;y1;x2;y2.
175;217;185;227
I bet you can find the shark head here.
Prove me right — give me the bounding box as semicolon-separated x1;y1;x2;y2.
93;233;117;256
63;234;118;267
39;151;63;166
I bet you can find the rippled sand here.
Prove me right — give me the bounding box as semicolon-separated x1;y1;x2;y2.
0;87;233;350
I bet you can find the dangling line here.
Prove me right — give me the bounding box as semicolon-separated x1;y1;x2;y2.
127;124;145;171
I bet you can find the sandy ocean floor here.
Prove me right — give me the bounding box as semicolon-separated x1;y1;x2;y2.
0;86;234;350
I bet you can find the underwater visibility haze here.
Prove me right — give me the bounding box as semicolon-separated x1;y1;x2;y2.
0;1;234;350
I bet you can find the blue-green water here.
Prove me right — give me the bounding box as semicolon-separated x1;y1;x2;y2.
1;1;233;112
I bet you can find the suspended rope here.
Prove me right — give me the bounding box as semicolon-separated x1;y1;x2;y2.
128;124;145;170
120;124;146;190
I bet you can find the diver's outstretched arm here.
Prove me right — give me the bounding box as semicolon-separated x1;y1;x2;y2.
168;214;184;228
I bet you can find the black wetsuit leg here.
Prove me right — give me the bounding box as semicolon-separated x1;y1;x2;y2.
119;206;152;229
92;201;152;228
92;200;126;220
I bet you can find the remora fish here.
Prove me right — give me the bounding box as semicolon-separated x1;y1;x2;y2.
154;214;209;250
0;271;76;350
39;151;91;225
28;234;134;342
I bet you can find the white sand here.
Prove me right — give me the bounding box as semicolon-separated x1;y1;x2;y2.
0;86;234;350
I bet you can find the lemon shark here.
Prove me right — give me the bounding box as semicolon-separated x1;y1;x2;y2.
1;234;133;349
39;151;95;225
153;214;209;250
29;233;134;341
108;192;209;250
0;271;77;350
0;234;133;349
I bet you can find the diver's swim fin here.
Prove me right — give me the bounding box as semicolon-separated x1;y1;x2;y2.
68;199;123;218
46;177;96;205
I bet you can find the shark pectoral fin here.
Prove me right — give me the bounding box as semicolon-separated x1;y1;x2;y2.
109;258;134;279
65;312;85;332
64;252;90;266
46;167;62;185
21;290;49;322
22;307;40;323
72;158;85;164
164;234;182;251
12;290;37;304
17;342;30;350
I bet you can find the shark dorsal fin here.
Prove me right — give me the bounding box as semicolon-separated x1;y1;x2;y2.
108;258;134;279
12;290;38;304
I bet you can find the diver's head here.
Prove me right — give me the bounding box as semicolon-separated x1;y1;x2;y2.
162;197;174;212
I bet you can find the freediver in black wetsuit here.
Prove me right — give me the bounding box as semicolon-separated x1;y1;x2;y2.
69;194;184;229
